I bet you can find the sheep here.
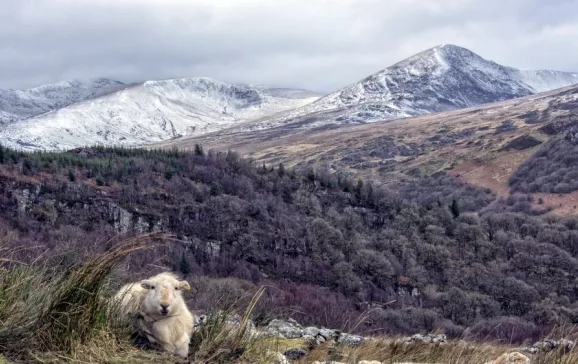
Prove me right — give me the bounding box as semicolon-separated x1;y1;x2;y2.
113;272;194;357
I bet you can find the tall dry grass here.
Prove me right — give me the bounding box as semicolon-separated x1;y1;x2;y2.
1;233;577;364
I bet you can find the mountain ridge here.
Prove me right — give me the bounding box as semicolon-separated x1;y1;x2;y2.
0;77;321;150
1;44;577;150
0;78;127;124
228;44;578;133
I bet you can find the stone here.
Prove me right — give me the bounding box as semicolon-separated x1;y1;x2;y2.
288;318;302;327
404;333;446;344
318;328;337;340
268;351;290;364
283;348;308;360
519;347;539;355
338;333;366;347
358;361;382;364
265;319;304;339
194;314;208;327
485;352;531;364
531;338;575;353
303;326;321;337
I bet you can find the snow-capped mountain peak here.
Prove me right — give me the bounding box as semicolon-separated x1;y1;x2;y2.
0;77;321;150
1;45;577;151
234;44;578;131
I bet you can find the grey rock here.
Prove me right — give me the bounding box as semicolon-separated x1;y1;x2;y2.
283;348;307;360
338;333;366;347
318;328;337;340
405;333;446;344
520;346;539;355
532;338;575;353
268;351;289;364
303;326;320;337
265;319;303;339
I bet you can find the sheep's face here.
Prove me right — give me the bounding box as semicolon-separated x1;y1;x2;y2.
141;275;190;316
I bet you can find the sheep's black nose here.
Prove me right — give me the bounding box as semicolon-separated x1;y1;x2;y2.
160;303;169;309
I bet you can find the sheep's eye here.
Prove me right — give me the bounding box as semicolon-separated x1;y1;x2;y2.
174;286;179;290
150;286;155;290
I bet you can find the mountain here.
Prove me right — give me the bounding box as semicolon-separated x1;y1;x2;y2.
0;78;320;151
231;44;578;131
2;45;576;151
171;81;578;214
0;78;126;124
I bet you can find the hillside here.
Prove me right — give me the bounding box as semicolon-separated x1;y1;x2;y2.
225;44;578;133
0;78;320;151
169;83;578;215
0;144;577;351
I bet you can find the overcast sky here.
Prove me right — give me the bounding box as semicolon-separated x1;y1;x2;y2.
1;0;577;92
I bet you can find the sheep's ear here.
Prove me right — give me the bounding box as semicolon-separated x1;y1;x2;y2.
180;281;191;291
141;280;153;290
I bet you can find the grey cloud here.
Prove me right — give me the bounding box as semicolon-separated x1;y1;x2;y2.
1;0;577;92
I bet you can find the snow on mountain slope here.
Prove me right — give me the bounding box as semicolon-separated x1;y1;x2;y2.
0;78;126;124
233;44;578;132
511;70;578;93
0;77;320;150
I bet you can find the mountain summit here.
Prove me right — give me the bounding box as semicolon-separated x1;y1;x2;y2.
241;44;578;130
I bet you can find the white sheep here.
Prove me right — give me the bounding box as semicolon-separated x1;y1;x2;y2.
113;272;194;357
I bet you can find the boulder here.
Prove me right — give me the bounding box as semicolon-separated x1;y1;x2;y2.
303;326;321;337
264;319;304;339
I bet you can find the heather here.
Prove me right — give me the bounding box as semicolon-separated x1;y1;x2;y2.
0;144;577;347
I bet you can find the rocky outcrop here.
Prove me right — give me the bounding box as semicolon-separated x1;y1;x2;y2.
401;334;447;345
520;338;575;355
261;318;366;348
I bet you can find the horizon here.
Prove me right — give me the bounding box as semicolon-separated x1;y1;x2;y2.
4;43;577;93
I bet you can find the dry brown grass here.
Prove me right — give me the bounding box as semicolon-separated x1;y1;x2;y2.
2;234;577;364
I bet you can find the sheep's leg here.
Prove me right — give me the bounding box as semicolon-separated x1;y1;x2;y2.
145;333;157;344
138;319;158;344
173;333;190;358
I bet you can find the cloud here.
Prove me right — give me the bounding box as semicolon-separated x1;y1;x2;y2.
1;0;577;92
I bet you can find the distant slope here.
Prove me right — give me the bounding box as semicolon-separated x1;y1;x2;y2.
230;44;578;132
0;78;126;124
512;69;578;92
168;83;578;215
0;78;320;150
